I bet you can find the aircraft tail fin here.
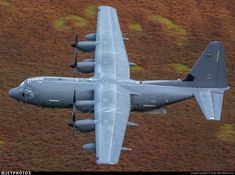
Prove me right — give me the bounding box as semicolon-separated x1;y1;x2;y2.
194;88;229;121
183;41;227;88
183;41;229;120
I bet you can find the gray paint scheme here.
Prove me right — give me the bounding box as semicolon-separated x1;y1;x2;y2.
8;6;229;164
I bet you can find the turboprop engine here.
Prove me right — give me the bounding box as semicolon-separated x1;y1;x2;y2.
70;57;95;74
69;119;138;133
74;62;94;73
71;32;96;53
72;41;96;53
70;32;137;76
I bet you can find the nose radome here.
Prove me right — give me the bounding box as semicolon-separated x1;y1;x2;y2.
8;88;18;99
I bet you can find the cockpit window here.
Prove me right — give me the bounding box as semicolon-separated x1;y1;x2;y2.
20;79;29;87
20;80;26;86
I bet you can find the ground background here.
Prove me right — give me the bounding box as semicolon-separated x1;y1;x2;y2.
0;0;235;171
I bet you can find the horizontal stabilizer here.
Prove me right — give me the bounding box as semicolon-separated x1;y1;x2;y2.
194;88;229;120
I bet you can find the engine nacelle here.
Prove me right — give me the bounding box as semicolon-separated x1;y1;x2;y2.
75;100;94;112
85;33;96;41
76;62;94;73
83;143;131;152
74;119;95;133
76;41;96;52
73;119;137;133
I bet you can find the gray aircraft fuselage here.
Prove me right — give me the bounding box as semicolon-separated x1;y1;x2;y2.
9;76;194;113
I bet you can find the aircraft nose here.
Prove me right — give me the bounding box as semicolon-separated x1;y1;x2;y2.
8;88;19;99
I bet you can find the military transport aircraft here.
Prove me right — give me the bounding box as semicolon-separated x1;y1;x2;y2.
8;6;229;164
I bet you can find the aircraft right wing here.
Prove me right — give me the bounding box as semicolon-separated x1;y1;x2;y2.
94;84;131;164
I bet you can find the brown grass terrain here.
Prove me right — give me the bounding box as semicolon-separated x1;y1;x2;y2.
0;0;235;171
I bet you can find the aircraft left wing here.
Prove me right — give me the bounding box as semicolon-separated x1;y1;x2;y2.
94;6;130;80
94;84;130;164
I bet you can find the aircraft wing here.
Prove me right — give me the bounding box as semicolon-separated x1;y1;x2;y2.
93;6;131;164
94;6;130;80
94;85;130;164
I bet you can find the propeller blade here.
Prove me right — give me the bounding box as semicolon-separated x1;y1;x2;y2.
72;111;76;138
73;126;75;138
72;90;76;122
71;32;78;48
74;49;78;64
73;49;78;77
72;109;75;123
71;33;79;77
73;69;76;78
73;89;76;104
69;89;77;137
75;32;78;43
68;107;76;125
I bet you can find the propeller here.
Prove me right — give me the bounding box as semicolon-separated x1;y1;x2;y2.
68;90;77;137
70;32;79;77
71;32;78;48
70;49;78;77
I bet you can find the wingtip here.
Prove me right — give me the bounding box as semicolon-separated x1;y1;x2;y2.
97;161;117;165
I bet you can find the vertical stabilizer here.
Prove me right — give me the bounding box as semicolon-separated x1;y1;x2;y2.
184;41;227;88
